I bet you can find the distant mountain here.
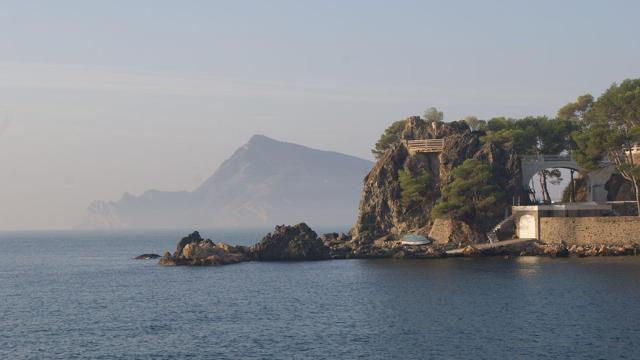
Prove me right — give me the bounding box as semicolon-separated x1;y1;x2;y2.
78;135;373;229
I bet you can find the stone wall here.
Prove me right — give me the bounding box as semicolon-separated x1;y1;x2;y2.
540;216;640;245
428;218;453;244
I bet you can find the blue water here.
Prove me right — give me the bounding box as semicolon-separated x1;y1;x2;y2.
1;229;640;359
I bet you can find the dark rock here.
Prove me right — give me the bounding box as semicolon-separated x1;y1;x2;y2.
134;253;161;260
352;117;522;244
175;231;205;257
321;232;354;259
251;223;330;261
160;232;251;266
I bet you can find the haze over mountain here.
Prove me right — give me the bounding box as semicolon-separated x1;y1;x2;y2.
78;135;373;229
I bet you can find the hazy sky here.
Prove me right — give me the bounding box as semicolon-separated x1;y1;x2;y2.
1;0;639;230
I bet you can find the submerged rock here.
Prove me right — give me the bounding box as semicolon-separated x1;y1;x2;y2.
134;253;161;260
251;223;330;261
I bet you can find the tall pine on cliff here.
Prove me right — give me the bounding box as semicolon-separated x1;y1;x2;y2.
398;169;431;207
570;79;640;215
372;120;406;159
433;159;505;231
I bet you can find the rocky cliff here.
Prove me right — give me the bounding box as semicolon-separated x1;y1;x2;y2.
352;117;522;244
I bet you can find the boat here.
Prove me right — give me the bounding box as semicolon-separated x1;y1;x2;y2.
400;234;432;246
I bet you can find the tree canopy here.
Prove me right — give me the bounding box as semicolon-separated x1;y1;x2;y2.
398;168;431;207
571;79;640;214
371;119;406;158
423;107;444;123
482;116;577;155
557;94;594;123
462;116;486;131
433;159;505;231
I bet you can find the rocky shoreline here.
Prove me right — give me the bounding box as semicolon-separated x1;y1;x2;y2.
146;223;640;266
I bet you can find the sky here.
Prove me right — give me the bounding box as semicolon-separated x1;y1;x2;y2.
0;0;639;230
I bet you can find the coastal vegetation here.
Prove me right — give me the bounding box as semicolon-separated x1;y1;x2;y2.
569;79;640;214
398;168;431;207
365;78;640;241
372;106;445;158
372;119;407;158
154;80;640;266
433;159;505;232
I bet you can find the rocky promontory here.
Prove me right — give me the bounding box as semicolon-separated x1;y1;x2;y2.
150;223;640;267
352;117;522;245
155;224;450;266
149;116;640;266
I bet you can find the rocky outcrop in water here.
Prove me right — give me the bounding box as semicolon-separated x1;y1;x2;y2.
159;231;251;266
154;224;640;266
134;253;161;260
251;223;330;261
352;117;521;245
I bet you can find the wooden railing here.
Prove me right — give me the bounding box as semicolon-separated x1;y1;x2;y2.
405;139;445;154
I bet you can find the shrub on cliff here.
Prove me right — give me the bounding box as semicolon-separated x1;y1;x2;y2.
433;159;505;231
398;169;431;206
372;107;445;159
372;120;407;158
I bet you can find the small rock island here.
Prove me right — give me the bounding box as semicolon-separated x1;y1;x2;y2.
159;224;334;266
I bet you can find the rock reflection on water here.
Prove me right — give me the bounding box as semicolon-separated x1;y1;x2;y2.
1;231;640;360
514;255;543;277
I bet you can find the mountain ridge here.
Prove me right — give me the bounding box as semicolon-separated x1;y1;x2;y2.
78;135;373;229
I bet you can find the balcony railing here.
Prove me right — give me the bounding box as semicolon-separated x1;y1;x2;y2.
405;139;445;154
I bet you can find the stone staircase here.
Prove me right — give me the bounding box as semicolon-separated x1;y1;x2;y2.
487;215;514;243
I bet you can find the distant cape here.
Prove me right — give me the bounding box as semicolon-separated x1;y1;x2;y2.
78;135;373;229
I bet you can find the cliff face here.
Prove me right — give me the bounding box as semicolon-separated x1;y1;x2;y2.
352;117;521;243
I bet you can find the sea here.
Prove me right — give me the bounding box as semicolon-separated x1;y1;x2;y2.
1;229;640;360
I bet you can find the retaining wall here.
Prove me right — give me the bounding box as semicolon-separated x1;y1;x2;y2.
540;216;640;245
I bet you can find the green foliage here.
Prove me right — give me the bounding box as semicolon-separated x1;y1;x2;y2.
423;107;444;123
572;123;620;171
486;117;515;132
572;80;640;170
398;169;431;206
482;116;578;155
570;79;640;214
463;116;487;131
557;94;594;123
590;79;640;128
433;159;505;231
372;120;407;158
372;106;444;158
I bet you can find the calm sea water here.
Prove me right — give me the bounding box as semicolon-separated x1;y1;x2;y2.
1;229;640;360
